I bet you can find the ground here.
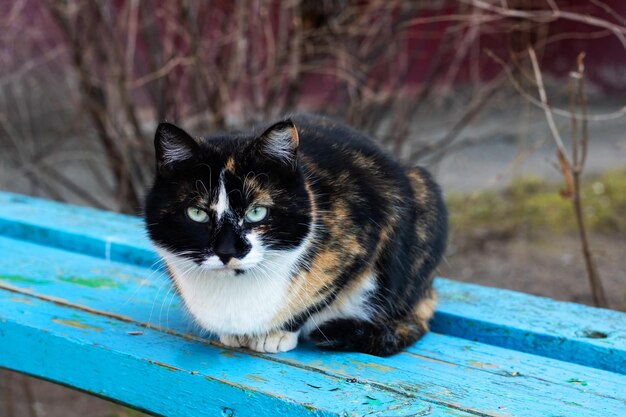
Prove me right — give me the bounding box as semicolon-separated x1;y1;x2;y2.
442;233;626;310
0;372;143;417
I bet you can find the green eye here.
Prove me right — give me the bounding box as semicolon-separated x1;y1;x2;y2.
245;206;268;223
186;206;209;223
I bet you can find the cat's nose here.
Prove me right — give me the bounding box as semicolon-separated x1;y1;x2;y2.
214;241;238;265
213;224;241;265
215;252;235;265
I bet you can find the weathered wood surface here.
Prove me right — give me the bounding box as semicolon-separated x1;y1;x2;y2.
0;191;625;417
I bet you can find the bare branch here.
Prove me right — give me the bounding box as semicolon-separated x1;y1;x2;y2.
463;0;626;52
528;46;572;167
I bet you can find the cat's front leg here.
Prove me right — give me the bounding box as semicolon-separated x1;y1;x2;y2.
247;330;300;353
219;334;249;348
218;331;300;353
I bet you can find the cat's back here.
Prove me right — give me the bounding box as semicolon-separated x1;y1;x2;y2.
292;114;409;191
293;114;386;160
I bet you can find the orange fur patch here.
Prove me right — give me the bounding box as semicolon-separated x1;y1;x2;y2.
413;289;437;329
225;157;236;173
407;169;431;206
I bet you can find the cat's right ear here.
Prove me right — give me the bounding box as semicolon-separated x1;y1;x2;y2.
253;119;299;170
154;122;199;174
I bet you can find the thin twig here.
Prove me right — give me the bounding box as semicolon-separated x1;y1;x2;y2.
570;54;608;308
463;0;626;52
528;46;572;167
486;50;626;122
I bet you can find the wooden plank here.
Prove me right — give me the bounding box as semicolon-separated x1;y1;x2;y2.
0;287;450;417
0;192;157;268
406;334;625;401
434;279;626;374
275;347;626;417
1;237;625;416
0;191;625;373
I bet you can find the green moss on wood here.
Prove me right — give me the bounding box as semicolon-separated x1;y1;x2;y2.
0;274;49;285
58;275;122;288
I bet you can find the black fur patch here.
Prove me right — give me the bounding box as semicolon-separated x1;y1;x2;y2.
308;318;427;357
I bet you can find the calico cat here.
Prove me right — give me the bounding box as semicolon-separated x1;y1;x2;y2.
144;114;447;356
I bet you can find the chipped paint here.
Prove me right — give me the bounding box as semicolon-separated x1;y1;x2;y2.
440;291;475;303
58;275;121;289
412;354;456;366
433;405;471;416
347;358;396;373
362;395;383;406
52;318;102;332
246;374;269;383
566;378;588;386
148;360;180;372
580;330;608;339
10;297;34;304
467;361;499;369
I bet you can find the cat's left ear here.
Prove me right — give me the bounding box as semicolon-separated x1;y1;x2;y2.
154;122;200;174
254;119;299;169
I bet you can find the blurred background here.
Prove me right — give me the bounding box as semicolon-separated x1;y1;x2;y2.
1;1;625;416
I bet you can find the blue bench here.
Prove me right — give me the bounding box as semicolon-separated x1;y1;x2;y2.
0;191;624;417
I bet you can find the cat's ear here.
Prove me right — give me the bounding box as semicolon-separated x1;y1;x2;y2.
254;119;299;169
154;122;199;173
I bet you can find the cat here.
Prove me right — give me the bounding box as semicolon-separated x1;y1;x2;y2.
144;114;447;356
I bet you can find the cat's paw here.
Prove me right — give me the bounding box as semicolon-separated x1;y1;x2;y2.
248;331;299;353
219;334;249;348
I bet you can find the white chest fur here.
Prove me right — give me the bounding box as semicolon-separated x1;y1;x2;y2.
157;247;304;335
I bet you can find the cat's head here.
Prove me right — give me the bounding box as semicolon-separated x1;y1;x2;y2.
144;119;312;274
